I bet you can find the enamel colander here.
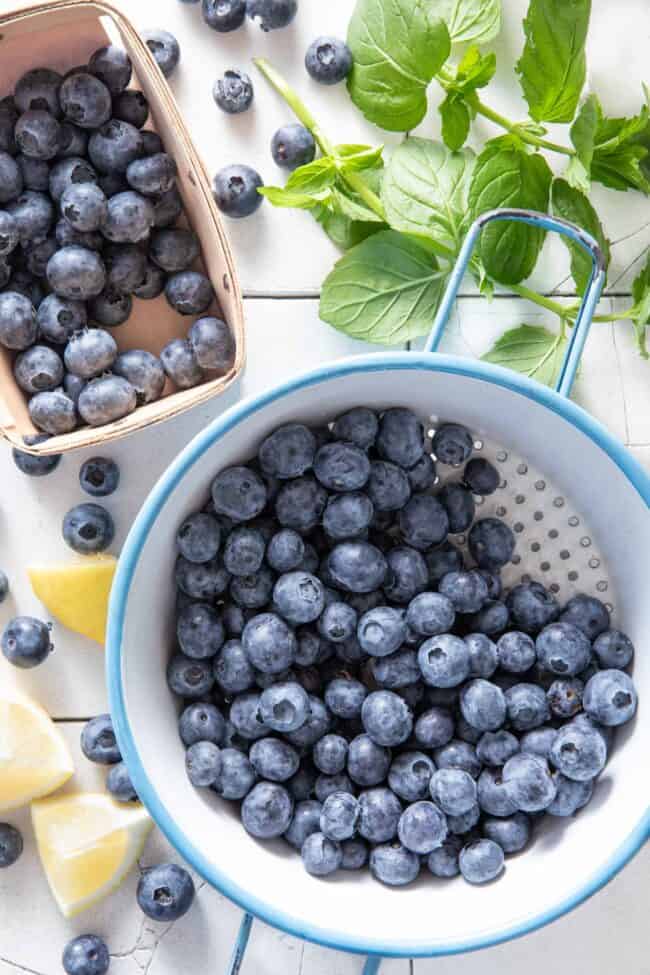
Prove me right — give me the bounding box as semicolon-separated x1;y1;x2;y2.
107;211;649;974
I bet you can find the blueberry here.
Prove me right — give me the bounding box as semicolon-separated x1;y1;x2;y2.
405;591;454;637
160;338;204;388
86;48;130;97
37;294;86;343
361;690;412;747
549;721;607;781
80;713;120;764
0;152;23;203
275;476;328;533
341;837;368;869
103;190;154;243
481;813;529;854
107;760;138;801
285;799;322;849
143;29;181;77
583;669;637;727
213;164;263;218
65;328;117;379
7;190;54;244
301;831;342;875
15;68;62;116
438;482;475;534
0;97;18;155
214;639;255;694
432;423;473;465
426;541;464;584
266;529;304;572
446;804;480;835
0;291;37;349
63;502;114;554
370;843;420;886
13;344;62;394
314;442;370;493
356;606;405;657
357;787;402;843
133;261;166;299
152;186;184;227
213;69;254;115
166;270;214;316
0;823;23;868
395;800;447;855
560;593;611;640
592;629;634;669
429;768;477;817
463;457;499;495
77;457;120;500
258;423;315;480
246;0;297;31
242;781;293;838
17;153;50;191
242;612;297;673
179;702;226;746
468;517;515;570
22;235;57;278
78;375;137;426
327;541;387;593
0;211;18;256
319;790;359;841
59;73;112;129
249;737;299;782
433;739;481;779
414;707;454;749
520;726;558;759
55;218;103;252
418;633;470;688
230;566;275;608
502;753;557;811
202;0;247;31
61;182;107;232
28;389;76;435
330;407;376;450
212;466;267;521
89;120;143;174
438;570;488;615
497;630;536;673
167;653;214;697
270;123;315;170
127;153;177;198
176;512;221;564
187;317;235;373
1;616;52;669
15;110;62;160
476;766;517;816
347;734;390;787
49;157;97;203
177;602;225;658
366;460;411;512
322;492;374;541
12;435;61;476
318;602;357;643
547;772;593;817
222;603;248;637
285;694;331;748
258;681;310;732
305;36;352;85
141;130;164;156
224;526;266;576
463;632;497;679
467;598;510;637
272;571;324;624
315;772;354;801
228;691;267;740
312;734;347;776
459;679;506;732
47;246;106;299
113;349;166;405
427;836;462;877
476;730;519;767
375;408;423;469
459;838;504;884
62;934;110;975
536;621;592;675
212;747;257;798
547;677;584;718
137;863;195;921
113;90;150;129
324;677;367;719
385;751;433;803
57;124;89;159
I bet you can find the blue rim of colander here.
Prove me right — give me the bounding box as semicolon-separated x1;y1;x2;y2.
107;351;650;960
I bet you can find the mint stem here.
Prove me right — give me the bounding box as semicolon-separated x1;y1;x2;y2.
473;99;575;156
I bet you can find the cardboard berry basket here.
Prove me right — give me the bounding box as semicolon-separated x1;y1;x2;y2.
0;0;245;455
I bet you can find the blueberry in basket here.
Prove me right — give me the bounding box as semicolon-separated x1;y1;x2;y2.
0;45;236;438
167;408;638;887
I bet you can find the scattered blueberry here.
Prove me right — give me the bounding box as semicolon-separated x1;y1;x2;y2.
137;863;195;920
213;164;263;218
1;616;52;668
0;823;23;868
143;30;181;78
81;714;121;764
62;935;110;975
246;0;297;31
305;37;352;85
107;761;137;802
202;0;247;31
271;124;315;170
63;502;114;554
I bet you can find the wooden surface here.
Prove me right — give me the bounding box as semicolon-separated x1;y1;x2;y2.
0;0;648;972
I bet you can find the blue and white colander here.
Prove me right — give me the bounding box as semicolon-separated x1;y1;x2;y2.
107;211;650;973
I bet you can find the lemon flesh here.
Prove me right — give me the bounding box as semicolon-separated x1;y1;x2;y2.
0;688;74;812
32;792;153;917
28;556;117;645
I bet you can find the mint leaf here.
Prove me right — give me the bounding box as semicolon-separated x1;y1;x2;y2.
468;138;553;284
516;0;591;123
591;104;650;193
285;157;337;194
382;138;475;254
320;230;449;343
314;206;385;251
454;47;497;93
551;178;610;292
631;253;650;357
331;187;384;223
347;0;450;132
566;93;599;192
335;144;384;172
436;0;501;46
482;324;567;387
440;94;471;151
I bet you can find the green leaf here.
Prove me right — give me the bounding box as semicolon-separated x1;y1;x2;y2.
565;94;599;192
259;185;331;209
320;230;449;344
482;324;568;387
331;187;384;223
436;0;501;46
591;104;650;193
285;157;337;194
631;252;650;357
346;0;451;132
455;47;497;92
550;178;610;292
335;144;384;172
314;206;385;251
516;0;591;123
468;138;553;284
381;138;475;253
440;94;471;151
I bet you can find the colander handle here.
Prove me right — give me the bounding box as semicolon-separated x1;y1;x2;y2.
423;208;608;397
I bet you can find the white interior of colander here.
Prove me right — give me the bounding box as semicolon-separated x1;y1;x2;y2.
117;364;649;955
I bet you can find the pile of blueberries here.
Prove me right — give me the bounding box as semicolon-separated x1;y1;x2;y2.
167;407;638;887
0;45;235;436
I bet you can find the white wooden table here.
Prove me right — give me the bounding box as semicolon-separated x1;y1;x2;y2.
1;1;648;972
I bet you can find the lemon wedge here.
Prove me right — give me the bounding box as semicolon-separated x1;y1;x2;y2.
32;792;153;917
0;687;74;812
28;556;117;645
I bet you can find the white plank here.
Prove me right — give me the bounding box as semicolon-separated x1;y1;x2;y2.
609;299;650;446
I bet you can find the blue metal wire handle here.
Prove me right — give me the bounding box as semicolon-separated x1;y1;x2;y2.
423;208;608;397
